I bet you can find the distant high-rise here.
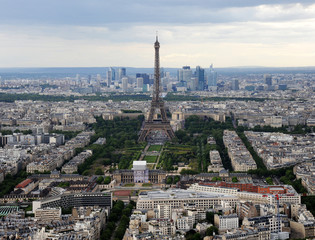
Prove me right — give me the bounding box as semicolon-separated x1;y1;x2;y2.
136;73;150;85
107;67;116;87
160;67;165;79
231;79;239;91
118;68;126;81
278;84;287;90
110;67;116;81
122;77;128;92
106;69;112;87
264;74;272;86
87;75;91;84
75;74;82;86
178;66;192;87
196;66;205;91
137;77;144;89
208;64;217;87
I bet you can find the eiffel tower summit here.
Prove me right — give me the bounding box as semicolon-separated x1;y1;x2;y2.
138;36;175;142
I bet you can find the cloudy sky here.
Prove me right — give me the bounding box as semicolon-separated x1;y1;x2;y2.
0;0;315;68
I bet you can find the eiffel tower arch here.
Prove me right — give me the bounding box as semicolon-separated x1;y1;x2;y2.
138;36;175;142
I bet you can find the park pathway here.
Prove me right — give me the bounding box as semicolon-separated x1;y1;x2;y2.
154;145;164;170
138;144;150;161
138;144;164;170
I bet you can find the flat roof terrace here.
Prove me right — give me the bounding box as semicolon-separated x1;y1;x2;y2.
138;189;236;200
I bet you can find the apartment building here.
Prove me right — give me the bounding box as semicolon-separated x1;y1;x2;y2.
214;214;239;231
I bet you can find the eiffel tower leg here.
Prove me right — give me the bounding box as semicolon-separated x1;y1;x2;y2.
167;129;175;139
148;106;155;122
160;107;168;122
138;129;148;142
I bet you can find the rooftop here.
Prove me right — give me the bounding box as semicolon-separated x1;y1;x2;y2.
138;189;236;201
15;179;32;189
132;160;147;170
133;161;147;166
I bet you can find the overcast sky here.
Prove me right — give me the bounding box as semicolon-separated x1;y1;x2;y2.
0;0;315;68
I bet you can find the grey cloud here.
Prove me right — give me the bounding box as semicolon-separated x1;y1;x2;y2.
0;0;315;26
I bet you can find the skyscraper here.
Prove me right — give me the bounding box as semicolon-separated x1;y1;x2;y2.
208;64;217;89
264;74;272;86
106;68;112;87
122;77;128;92
107;67;116;87
118;68;126;81
75;74;81;86
75;74;80;81
110;67;115;81
136;73;150;85
137;77;144;89
87;75;91;84
177;66;192;87
231;79;239;91
196;66;205;91
160;67;165;79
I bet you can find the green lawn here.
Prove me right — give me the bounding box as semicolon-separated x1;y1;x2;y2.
144;155;158;163
126;143;147;151
148;145;162;152
164;145;193;154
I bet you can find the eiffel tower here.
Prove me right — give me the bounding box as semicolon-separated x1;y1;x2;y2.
138;36;175;142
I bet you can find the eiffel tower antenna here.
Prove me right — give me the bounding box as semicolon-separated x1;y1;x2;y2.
138;36;175;142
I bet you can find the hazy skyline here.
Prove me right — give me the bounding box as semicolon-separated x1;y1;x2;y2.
0;0;315;68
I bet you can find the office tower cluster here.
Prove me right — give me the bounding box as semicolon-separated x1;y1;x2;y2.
106;67;127;87
77;64;218;93
88;67;286;93
177;65;217;91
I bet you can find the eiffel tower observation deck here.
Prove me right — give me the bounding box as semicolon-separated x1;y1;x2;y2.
138;36;175;142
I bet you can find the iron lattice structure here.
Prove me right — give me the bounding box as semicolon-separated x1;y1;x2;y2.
138;37;175;142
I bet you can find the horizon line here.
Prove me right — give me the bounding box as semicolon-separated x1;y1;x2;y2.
1;65;315;69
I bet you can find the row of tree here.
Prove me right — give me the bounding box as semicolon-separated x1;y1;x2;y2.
235;130;267;170
302;196;315;216
237;124;315;135
166;175;180;184
78;116;144;175
100;200;135;240
170;116;234;172
0;171;28;197
0;92;272;103
96;176;111;184
49;130;80;140
0;92;151;103
165;93;267;102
